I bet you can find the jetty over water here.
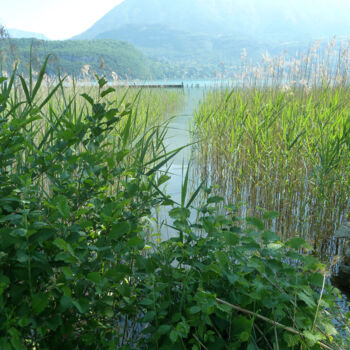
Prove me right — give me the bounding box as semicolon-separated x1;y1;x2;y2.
116;82;184;89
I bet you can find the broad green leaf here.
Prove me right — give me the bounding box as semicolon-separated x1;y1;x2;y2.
216;303;232;314
323;322;337;336
46;315;62;331
10;228;27;237
53;238;69;251
157;325;172;335
286;237;311;250
15;250;29;263
176;321;190;338
143;311;156;322
169;329;178;343
53;238;77;259
298;292;316;307
101;87;115;98
309;273;324;287
207;196;224;204
303;330;325;346
126;236;144;249
72;298;89;314
0;251;8;261
61;267;73;278
267;242;283;250
0;214;22;223
81;93;94;106
283;333;301;347
10;333;25;350
32;293;49;315
104;265;130;282
189;306;201;314
104;307;114;318
97;76;108;89
87;272;101;285
53;195;70;219
246;217;264;230
140;298;154;306
263;211;279;220
116;149;129;162
110;221;131;240
262;230;279;243
224;231;239;246
0;274;10;294
240;331;250;342
169;207;190;220
60;296;73;310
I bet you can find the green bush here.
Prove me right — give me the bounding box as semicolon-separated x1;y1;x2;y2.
0;60;176;349
140;193;350;349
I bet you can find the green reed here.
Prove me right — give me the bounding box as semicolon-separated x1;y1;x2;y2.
194;84;350;256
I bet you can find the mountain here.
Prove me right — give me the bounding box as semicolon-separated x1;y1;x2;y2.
72;0;350;72
0;38;169;79
94;24;271;64
74;0;350;43
8;29;49;40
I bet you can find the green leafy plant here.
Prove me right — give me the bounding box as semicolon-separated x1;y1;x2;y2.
0;60;180;349
140;194;349;349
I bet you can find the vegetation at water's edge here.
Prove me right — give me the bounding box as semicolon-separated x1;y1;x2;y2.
0;57;349;349
194;40;350;259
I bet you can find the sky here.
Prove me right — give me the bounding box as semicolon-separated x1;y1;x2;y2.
0;0;124;40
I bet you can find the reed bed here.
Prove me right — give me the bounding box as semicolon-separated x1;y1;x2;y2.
194;40;350;258
14;78;184;128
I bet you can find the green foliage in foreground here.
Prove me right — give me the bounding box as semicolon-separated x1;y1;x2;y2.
0;61;349;349
0;38;161;79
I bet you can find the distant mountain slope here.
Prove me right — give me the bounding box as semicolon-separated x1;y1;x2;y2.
72;0;350;69
0;38;163;79
74;0;350;42
8;29;49;40
94;24;273;63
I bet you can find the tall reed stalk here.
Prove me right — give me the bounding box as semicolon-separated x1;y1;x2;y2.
194;40;350;259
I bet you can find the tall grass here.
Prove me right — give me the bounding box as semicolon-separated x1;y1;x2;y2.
194;40;350;258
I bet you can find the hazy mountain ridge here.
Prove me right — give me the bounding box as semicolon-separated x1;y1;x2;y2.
0;38;168;79
74;0;350;42
72;0;350;70
94;24;293;64
8;28;49;40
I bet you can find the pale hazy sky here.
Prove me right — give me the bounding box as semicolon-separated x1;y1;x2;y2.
0;0;123;40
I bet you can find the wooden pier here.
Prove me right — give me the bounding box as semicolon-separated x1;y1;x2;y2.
116;83;184;89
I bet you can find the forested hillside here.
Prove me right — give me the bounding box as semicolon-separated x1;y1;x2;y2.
0;38;163;79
